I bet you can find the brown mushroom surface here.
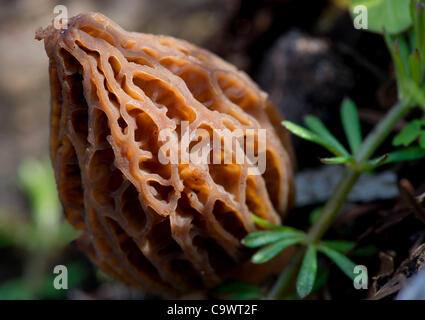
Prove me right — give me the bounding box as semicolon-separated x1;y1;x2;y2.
36;12;295;296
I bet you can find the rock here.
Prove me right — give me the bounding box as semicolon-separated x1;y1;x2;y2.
295;165;399;207
258;29;353;125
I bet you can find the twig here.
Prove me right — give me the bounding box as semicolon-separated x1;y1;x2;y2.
399;179;425;225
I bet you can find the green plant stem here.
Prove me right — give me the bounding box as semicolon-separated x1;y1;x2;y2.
266;249;305;299
356;101;411;162
306;169;360;244
308;101;411;244
269;101;412;299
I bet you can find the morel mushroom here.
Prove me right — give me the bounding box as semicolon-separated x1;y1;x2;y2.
36;12;294;296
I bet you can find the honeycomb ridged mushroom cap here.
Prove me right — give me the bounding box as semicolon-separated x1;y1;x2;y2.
36;12;295;296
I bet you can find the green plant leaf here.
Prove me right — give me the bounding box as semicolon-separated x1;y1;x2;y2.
319;156;353;164
412;0;425;71
319;244;357;281
396;35;412;77
341;99;363;153
215;281;260;300
0;278;35;300
0;212;34;249
363;154;389;169
304;116;349;156
349;0;412;34
251;214;280;229
393;120;422;146
312;267;330;292
282;121;346;157
242;230;303;248
282;121;319;142
296;246;318;298
18;159;61;232
384;146;425;164
406;80;425;110
321;240;356;254
252;238;302;264
420;131;425;148
392;37;409;99
409;49;421;85
250;214;304;234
